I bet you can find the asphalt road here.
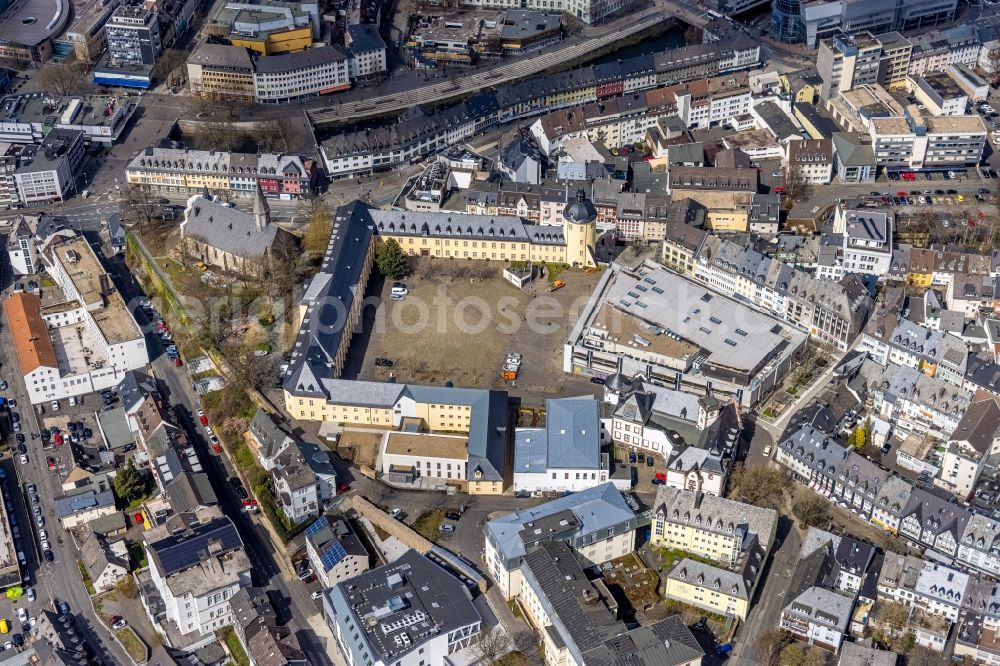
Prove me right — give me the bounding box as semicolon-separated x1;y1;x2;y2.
729;517;802;665
0;243;129;665
100;252;338;664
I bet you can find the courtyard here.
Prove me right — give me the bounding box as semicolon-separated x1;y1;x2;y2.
352;260;604;403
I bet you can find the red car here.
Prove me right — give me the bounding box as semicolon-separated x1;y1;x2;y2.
337;483;351;495
213;443;222;454
197;410;208;426
53;433;63;446
174;357;183;367
134;512;143;524
46;457;56;470
774;186;786;194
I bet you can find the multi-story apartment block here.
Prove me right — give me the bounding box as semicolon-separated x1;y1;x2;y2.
817;33;884;100
779;587;853;653
786;139;834;184
325;550;481;666
870;114;987;171
817;207;894;280
877;553;968;623
664;558;755;621
860;318;967;385
345;24;387;79
856;359;972;437
484;483;637;599
143;509;252;637
908;24;981;78
651;487;777;565
936;399;1000;500
775;425;889;522
4;235;148;405
126;147;314;198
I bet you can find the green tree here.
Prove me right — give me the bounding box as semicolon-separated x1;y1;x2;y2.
114;458;149;504
5;586;22;601
377;238;408;279
303;203;333;255
778;644;804;666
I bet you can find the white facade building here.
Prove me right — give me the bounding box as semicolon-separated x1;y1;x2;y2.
513;397;620;494
253;46;351;104
143;512;252;637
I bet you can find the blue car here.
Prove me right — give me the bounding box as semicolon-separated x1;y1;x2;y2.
716;644;732;656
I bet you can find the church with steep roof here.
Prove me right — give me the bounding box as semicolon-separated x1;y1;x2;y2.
180;185;297;275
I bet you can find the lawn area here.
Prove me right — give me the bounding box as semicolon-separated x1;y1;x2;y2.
125;540;148;569
115;627;148;663
656;548;715;573
77;560;96;596
497;652;528;666
411;510;445;542
225;627;250;666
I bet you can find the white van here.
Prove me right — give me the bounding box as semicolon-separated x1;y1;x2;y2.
81;190;90;199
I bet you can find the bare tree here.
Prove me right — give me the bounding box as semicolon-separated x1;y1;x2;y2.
986;46;1000;78
302;200;333;255
256;118;295;154
193;122;246;152
782;164;812;204
37;57;88;96
470;626;514;666
152;49;189;87
753;628;788;666
119;183;160;229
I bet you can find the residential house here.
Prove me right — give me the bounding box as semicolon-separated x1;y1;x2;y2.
80;532;128;593
304;515;369;588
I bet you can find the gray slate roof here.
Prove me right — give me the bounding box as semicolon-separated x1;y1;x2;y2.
182;194;278;260
486;483;635;564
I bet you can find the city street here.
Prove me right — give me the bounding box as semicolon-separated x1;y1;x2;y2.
100;251;339;665
0;245;130;665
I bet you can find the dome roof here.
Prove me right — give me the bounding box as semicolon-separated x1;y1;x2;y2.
605;372;632;393
563;188;597;224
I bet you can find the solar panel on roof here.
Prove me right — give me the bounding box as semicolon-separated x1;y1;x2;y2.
153;520;243;576
320;542;347;570
305;516;329;538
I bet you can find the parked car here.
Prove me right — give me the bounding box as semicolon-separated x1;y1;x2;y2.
197;410;208;426
444;511;461;521
111;617;127;630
